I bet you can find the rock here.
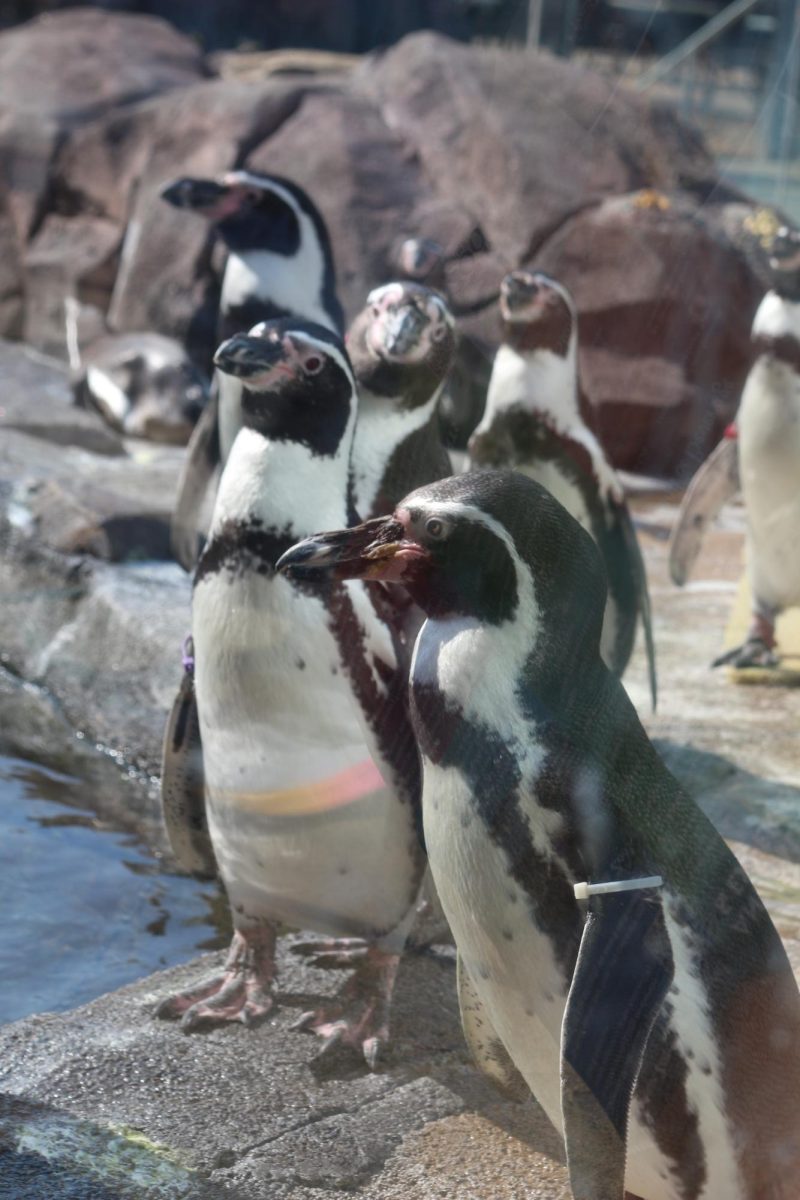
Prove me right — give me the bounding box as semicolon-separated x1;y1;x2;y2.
0;10;207;247
0;943;561;1199
357;33;720;267
536;193;765;476
24;215;121;355
0;187;24;339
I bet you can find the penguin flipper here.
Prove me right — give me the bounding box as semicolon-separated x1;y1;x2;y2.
171;386;221;571
457;953;528;1101
618;503;658;711
160;669;217;880
668;437;740;587
561;890;673;1199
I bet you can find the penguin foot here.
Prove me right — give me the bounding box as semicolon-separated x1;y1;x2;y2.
712;636;779;669
291;946;400;1070
155;925;277;1031
290;936;368;969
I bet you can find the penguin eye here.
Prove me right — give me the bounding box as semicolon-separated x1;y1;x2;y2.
431;323;447;343
304;355;323;375
425;516;449;540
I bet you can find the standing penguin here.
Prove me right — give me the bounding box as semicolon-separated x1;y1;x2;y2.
469;269;657;706
161;170;343;568
158;319;425;1065
345;281;454;520
280;469;800;1200
670;225;800;669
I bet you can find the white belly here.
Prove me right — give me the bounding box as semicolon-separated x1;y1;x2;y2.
422;761;743;1200
193;571;418;938
739;361;800;610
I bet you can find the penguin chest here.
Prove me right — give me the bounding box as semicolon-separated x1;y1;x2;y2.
192;572;419;937
421;759;572;1135
216;371;244;464
739;361;800;607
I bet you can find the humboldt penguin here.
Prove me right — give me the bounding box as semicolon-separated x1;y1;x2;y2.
671;225;800;669
161;170;343;568
158;320;425;1066
279;468;800;1200
394;235;494;449
468;269;657;706
345;281;454;519
65;297;207;444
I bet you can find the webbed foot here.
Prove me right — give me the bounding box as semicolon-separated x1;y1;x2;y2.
291;945;400;1070
156;925;277;1031
290;936;368;969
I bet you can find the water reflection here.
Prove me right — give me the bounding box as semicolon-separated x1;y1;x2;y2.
0;755;229;1025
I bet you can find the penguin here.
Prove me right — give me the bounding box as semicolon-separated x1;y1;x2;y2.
394;235;494;450
65;298;207;444
160;170;343;568
157;319;426;1066
345;281;454;520
468;269;657;707
672;225;800;669
278;468;800;1200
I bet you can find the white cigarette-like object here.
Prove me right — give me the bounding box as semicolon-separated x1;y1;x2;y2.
573;875;663;901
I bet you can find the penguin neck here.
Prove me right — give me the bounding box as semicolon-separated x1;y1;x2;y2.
751;291;800;368
490;339;580;434
219;232;337;337
211;419;353;541
352;385;440;518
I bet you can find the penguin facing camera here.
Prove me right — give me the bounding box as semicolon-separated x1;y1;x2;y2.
393;234;495;451
469;269;657;707
279;468;800;1200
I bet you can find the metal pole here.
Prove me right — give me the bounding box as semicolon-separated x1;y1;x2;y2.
634;0;761;90
776;0;800;181
527;0;543;48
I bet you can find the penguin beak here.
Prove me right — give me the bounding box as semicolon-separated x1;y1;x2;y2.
377;305;427;358
277;516;423;582
160;177;243;220
213;333;286;378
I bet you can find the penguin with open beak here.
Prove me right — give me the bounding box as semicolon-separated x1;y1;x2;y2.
278;469;800;1199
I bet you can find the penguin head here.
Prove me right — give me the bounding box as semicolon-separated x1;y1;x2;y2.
278;469;606;650
213;318;356;456
395;237;446;283
161;170;312;256
499;270;576;357
768;226;800;298
346;282;455;408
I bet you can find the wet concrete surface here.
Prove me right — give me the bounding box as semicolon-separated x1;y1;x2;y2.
1;488;799;1199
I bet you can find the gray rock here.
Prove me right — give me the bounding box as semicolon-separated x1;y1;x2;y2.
0;943;550;1200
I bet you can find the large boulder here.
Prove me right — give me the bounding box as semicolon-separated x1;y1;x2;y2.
536;192;767;476
0;9;207;243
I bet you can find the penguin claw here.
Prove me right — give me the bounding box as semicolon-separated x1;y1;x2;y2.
290;937;368;969
156;926;277;1032
290;946;399;1070
290;1009;317;1032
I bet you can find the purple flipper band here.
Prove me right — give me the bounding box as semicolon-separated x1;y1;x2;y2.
182;634;195;675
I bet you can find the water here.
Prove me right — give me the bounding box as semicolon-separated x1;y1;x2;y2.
0;754;229;1025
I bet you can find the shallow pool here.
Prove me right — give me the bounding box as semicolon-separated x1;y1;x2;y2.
0;754;229;1024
